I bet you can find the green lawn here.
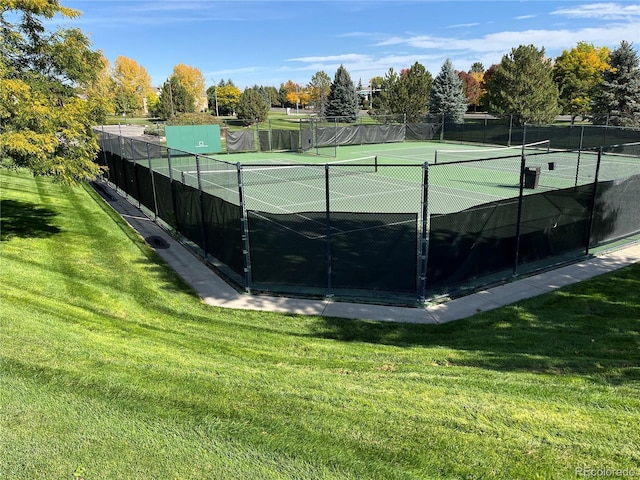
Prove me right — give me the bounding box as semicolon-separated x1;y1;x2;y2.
1;169;639;479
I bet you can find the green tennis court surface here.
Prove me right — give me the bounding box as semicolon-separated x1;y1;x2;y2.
137;142;638;215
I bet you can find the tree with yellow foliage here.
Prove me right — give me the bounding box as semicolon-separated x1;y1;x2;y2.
553;42;610;122
81;52;116;123
1;0;104;183
285;83;310;110
172;64;206;112
112;56;153;116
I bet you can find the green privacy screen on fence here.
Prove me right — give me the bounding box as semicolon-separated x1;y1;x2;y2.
165;125;223;154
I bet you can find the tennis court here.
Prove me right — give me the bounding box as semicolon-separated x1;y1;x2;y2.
145;141;639;215
98;127;640;301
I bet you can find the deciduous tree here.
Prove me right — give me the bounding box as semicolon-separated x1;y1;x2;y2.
308;71;331;116
81;51;115;124
285;82;306;109
280;80;298;108
172;63;206;112
553;42;610;122
0;0;104;183
458;71;482;112
209;80;241;116
112;56;152;116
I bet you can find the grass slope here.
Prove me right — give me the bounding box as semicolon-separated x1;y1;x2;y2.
1;169;639;479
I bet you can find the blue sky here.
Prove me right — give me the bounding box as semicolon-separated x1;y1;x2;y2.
52;1;640;89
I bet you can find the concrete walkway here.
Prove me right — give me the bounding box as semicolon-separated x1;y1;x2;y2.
92;179;640;324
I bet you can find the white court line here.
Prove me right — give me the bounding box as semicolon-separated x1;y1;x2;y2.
427;184;503;203
379;154;428;162
249;208;418;241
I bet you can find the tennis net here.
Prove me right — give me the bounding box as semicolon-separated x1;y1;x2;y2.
180;155;378;188
434;140;550;164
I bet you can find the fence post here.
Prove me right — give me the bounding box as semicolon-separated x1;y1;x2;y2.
236;163;253;293
255;119;259;152
512;125;528;276
584;147;604;256
146;143;159;220
130;138;141;208
194;154;208;259
418;162;430;301
109;133;118;190
508;114;513;146
99;126;108;174
575;126;585;187
483;113;487;145
122;139;131;200
325;164;333;296
166;148;179;230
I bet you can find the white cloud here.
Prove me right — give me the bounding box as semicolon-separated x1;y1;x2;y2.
374;23;639;55
287;53;372;63
552;3;640;20
206;66;264;77
444;23;481;29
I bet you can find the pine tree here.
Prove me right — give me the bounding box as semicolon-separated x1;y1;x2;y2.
428;59;468;123
394;62;432;123
470;62;485;74
154;76;195;120
485;45;560;125
236;87;269;125
325;65;359;122
371;64;432;122
590;41;640;127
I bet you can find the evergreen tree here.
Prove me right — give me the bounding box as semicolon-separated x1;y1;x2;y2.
428;59;467;123
154;76;195;120
369;70;397;117
485;44;560;125
325;65;359;122
590;41;640;126
391;62;432;122
470;62;485;74
236;87;269;125
264;86;279;106
369;64;432;122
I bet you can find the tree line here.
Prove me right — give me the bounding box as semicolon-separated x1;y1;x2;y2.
120;42;640;131
2;1;639;184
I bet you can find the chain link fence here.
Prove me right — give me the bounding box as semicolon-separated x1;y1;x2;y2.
94;125;640;303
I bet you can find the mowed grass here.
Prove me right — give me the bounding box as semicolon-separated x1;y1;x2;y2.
1;169;639;479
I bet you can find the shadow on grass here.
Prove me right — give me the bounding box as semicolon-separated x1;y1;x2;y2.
305;263;640;383
0;199;61;241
